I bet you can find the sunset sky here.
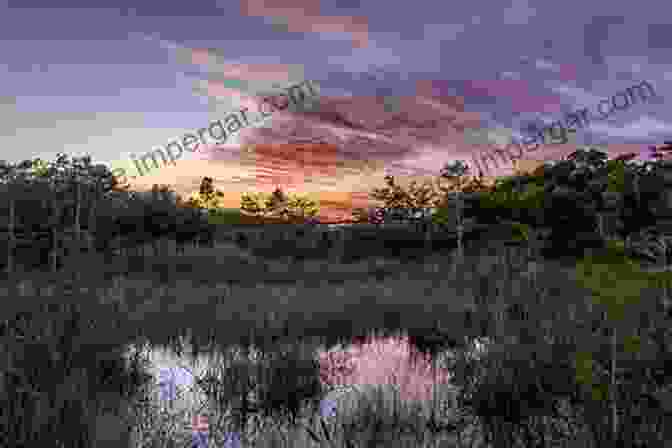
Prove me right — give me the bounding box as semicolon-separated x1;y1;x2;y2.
1;0;671;220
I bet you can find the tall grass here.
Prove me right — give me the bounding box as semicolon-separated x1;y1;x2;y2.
2;236;670;446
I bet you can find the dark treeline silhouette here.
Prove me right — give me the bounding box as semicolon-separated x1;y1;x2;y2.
0;154;215;274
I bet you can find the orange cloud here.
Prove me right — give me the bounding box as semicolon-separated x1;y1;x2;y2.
190;50;297;83
199;79;266;111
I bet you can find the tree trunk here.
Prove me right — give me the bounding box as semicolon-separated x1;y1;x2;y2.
329;228;345;263
423;216;433;252
610;326;619;444
50;197;65;273
597;212;605;240
74;181;81;245
72;181;82;280
88;182;98;253
457;192;464;261
6;196;15;273
451;193;464;277
51;230;60;272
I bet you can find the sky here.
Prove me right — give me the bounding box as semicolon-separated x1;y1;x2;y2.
1;0;671;220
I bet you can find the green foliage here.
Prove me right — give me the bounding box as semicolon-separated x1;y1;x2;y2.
240;192;267;217
474;176;545;225
604;238;627;254
590;382;609;403
485;189;517;210
186;177;225;210
286;194;320;219
571;246;672;414
606;160;628;193
30;158;51;178
508;221;531;242
621;334;641;354
574;251;650;317
570;255;631;402
573;351;595;386
518;183;545;210
0;153;220;271
430;206;454;228
206;208;246;225
239;189;320;221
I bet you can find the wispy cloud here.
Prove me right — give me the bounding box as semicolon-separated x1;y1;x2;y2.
590;116;672;139
104;31;625;194
238;0;369;48
5;2;669;220
547;83;605;107
229;84;485;178
463;79;565;114
534;59;579;82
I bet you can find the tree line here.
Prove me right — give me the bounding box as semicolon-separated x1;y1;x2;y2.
5;143;672;273
347;143;672;263
0;154;216;274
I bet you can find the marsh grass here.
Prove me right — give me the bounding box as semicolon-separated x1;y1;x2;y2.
2;237;668;446
0;248;488;445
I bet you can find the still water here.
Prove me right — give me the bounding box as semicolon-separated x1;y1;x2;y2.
114;332;491;447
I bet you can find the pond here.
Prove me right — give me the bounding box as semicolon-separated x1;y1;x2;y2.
112;331;492;447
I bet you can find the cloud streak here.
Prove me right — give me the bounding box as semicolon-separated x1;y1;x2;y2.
111;79;320;187
239;0;370;49
471;80;661;175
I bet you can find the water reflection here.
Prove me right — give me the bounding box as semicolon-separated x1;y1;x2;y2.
119;332;487;447
122;338;264;446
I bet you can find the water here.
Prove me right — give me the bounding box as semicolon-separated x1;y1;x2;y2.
4;274;496;447
118;338;270;447
116;333;491;447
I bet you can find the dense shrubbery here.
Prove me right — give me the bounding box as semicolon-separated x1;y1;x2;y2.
0;155;219;273
458;146;672;261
